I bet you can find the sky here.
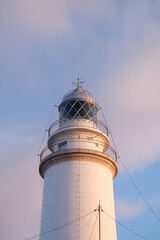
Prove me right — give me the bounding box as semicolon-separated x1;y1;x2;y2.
0;0;160;239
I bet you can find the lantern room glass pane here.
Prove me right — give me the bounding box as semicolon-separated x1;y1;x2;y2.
60;100;97;122
69;101;80;118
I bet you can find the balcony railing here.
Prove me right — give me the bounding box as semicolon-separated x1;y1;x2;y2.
40;137;117;164
48;119;109;137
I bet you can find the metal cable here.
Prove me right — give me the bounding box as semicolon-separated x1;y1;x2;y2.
88;211;98;240
102;209;149;240
37;106;55;155
24;210;95;240
100;108;160;223
37;97;63;156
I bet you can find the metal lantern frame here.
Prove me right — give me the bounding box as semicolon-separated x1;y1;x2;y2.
59;98;98;123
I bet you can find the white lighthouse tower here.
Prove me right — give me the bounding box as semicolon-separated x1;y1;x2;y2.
39;81;118;240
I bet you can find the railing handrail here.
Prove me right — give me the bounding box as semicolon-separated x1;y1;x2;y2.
48;119;109;137
40;137;117;163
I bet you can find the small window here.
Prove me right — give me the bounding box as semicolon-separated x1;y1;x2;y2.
58;141;67;151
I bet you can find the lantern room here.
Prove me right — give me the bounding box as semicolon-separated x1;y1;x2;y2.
58;83;98;124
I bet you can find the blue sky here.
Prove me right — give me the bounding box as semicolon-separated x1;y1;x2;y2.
0;1;160;239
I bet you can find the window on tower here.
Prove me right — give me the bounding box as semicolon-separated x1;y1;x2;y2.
58;141;67;151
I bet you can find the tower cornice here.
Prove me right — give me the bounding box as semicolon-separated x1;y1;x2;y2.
39;148;118;179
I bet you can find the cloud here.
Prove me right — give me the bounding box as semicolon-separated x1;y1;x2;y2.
116;191;160;220
0;126;42;240
1;1;71;36
0;0;117;89
0;0;114;39
116;199;145;219
0;157;42;240
92;2;160;172
108;41;160;171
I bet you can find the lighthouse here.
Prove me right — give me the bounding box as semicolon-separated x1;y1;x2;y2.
39;81;118;240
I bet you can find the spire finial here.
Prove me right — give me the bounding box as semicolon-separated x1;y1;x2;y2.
77;74;81;89
72;74;84;90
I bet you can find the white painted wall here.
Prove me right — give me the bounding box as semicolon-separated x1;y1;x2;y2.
40;157;117;240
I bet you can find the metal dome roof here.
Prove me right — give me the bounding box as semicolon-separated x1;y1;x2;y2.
59;85;97;109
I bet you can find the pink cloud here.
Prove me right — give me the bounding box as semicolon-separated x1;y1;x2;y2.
94;31;160;172
116;192;160;220
116;199;145;219
0;127;42;240
1;0;115;38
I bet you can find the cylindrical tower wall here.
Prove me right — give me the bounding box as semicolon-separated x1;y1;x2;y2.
40;153;117;240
